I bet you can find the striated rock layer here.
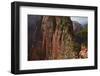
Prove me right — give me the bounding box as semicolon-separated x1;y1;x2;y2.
41;16;80;60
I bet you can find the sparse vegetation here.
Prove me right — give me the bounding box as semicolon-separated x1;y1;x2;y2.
28;15;88;60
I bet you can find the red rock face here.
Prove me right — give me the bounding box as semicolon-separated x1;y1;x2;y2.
41;16;80;59
28;15;88;60
79;46;88;58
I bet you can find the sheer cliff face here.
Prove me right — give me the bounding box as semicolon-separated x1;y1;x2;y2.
41;16;79;59
28;15;82;60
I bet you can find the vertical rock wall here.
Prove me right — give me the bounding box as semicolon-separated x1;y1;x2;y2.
41;16;80;59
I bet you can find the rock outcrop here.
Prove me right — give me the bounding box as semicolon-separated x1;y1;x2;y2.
41;16;80;59
28;15;83;60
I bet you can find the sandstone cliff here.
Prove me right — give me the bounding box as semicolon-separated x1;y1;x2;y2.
41;16;80;59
